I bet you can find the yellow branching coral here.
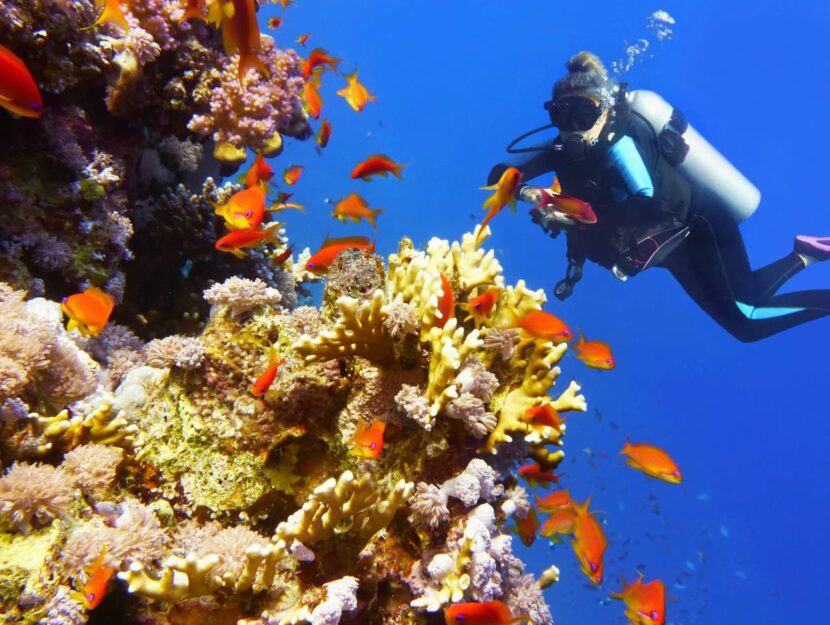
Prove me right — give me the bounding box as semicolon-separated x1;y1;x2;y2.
446;227;504;294
119;542;287;602
410;538;474;611
292;290;394;364
483;341;586;455
32;401;138;454
275;471;413;546
386;241;443;334
424;318;484;421
491;280;547;329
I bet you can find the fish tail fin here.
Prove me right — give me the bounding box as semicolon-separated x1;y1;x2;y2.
83;0;130;31
264;221;283;244
508;194;518;214
366;208;384;230
238;51;269;81
180;5;206;22
620;434;632;455
369;239;376;254
392;164;405;180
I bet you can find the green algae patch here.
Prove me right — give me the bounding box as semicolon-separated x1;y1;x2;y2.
178;449;269;512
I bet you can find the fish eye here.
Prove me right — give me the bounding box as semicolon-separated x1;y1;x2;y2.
31;103;42;112
87;592;95;601
456;617;465;622
589;562;597;572
369;442;377;450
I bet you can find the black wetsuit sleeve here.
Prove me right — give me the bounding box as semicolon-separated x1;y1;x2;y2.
487;146;561;196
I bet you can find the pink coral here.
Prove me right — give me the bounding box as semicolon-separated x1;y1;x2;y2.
195;526;271;579
204;276;283;319
0;462;75;533
62;444;124;492
145;335;206;370
188;37;305;153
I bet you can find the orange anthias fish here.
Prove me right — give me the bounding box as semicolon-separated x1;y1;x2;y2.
73;547;115;610
61;286;116;337
533;190;597;225
539;508;576;540
476;167;523;245
215;222;281;259
181;0;206;22
535;489;573;513
213;185;267;230
461;288;500;327
336;68;376;112
243;153;274;188
522;404;565;429
0;45;43;118
315;118;332;148
332;193;384;230
350;420;386;459
517;462;564;489
573;330;615;369
611;574;666;625
251;349;285;396
350;154;405;181
267;16;282;29
444;600;530;625
436;272;456;329
276;0;293;8
302;47;340;80
571;497;607;585
302;72;323;120
296;33;311;46
511;507;538;547
305;236;375;274
620;439;682;484
271;245;294;266
511;310;573;344
211;0;268;79
283;165;303;185
84;0;130;31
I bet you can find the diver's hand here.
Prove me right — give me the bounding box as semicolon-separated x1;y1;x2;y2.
519;186;544;205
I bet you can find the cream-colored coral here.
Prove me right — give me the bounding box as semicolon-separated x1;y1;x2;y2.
444;227;504;294
292;290;394;365
423;319;483;421
490;280;547;330
275;471;413;546
538;564;560;589
32;401;138;454
483;340;585;456
410;538;474;611
386;241;444;335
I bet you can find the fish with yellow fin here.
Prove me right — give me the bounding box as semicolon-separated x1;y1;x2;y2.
61;286;116;337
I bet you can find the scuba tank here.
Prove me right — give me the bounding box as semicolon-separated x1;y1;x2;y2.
626;89;760;223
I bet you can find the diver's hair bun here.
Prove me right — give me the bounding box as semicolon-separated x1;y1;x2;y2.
566;51;607;78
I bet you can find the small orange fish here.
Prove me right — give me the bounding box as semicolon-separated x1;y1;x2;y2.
302;72;323;119
211;0;268;79
437;272;455;329
351;154;405;181
302;47;340;80
283;165;303;185
267;16;282;29
74;547;115;610
336;68;376;112
511;507;538;547
277;0;293;8
460;288;500;327
180;0;205;22
215;222;281;259
271;245;294;266
251;349;285;396
444;600;530;625
535;489;573;513
573;330;615;369
610;574;666;625
620;439;682;484
517;462;564;489
61;286;115;337
539;508;576;540
243;153;274;189
510;309;573;344
0;45;43;118
296;33;311;46
350;420;385;459
305;236;375;273
571;497;606;585
83;0;129;31
332;193;384;230
521;404;565;429
315;118;332;148
213;185;267;230
476;167;523;245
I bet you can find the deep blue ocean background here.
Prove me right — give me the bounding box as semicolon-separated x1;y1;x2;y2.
258;2;830;623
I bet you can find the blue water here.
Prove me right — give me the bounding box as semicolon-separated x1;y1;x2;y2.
263;1;830;623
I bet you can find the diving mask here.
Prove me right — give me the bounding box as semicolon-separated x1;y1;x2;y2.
544;96;604;131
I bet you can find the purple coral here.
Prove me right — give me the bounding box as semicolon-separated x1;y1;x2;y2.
482;328;521;361
62;444;124;492
188;37;305;154
445;393;497;438
145;335;206;370
204;276;283;319
410;482;450;531
0;462;75;534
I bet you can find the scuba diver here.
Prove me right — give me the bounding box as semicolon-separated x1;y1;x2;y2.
489;51;830;342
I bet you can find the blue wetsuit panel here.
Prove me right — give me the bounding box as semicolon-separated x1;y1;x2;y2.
608;136;654;199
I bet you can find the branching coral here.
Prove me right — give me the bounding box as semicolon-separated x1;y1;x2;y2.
204;276;283;319
32;400;138;453
423;319;483;422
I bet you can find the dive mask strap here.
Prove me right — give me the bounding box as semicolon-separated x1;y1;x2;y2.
506;123;558;154
554;256;584;301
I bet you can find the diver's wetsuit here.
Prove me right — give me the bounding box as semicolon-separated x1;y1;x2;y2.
489;117;830;342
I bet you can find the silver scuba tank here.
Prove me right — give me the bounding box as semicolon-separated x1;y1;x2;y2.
626;90;761;223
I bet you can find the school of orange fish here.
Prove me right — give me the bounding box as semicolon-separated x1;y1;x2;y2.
1;2;687;622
